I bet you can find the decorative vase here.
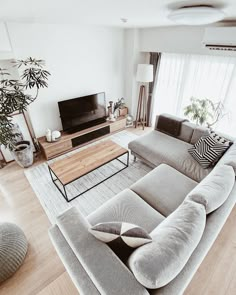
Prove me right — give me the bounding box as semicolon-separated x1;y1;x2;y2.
12;140;33;168
109;113;116;122
46;129;52;142
114;109;119;119
126;114;134;127
51;130;61;142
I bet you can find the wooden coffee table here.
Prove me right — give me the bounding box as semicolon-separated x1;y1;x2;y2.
48;140;129;202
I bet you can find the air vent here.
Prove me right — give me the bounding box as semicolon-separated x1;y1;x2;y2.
205;44;236;51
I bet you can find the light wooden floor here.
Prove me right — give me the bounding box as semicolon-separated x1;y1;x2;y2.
0;127;235;295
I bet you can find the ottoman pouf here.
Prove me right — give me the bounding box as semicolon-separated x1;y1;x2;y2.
0;223;28;283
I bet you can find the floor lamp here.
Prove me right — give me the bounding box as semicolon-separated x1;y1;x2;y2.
135;64;153;130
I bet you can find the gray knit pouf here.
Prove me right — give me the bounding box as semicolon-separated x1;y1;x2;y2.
0;223;28;283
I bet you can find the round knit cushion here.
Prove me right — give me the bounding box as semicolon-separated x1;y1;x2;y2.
0;223;28;283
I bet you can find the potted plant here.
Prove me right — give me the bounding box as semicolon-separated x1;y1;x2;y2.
0;57;50;168
184;97;226;127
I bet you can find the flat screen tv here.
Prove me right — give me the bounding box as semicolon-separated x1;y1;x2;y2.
58;92;107;133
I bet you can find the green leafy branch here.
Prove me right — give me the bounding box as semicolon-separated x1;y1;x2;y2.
0;58;50;150
184;97;227;127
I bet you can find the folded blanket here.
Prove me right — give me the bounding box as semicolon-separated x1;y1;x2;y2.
157;113;188;137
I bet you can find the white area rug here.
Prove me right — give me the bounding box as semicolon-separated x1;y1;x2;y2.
25;131;152;224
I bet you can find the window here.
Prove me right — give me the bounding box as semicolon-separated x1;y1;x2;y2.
152;53;236;136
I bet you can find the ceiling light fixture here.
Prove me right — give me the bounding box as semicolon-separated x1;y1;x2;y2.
168;5;225;25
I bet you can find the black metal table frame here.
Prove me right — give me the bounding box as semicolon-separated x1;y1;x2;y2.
48;151;129;202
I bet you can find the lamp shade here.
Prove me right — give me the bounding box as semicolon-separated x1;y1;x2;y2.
136;64;153;83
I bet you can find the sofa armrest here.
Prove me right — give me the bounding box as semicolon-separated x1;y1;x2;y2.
49;225;100;295
56;207;149;295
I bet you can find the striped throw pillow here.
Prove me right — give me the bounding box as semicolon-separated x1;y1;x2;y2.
188;134;230;169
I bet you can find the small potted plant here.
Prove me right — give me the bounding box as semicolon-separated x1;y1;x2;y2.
0;57;50;168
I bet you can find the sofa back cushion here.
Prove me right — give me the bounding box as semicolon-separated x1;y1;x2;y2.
155;115;195;143
216;142;236;175
127;200;206;289
178;121;196;143
186;165;235;214
190;126;210;145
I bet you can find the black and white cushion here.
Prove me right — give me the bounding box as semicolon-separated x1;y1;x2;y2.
188;133;230;169
89;222;152;261
209;130;232;146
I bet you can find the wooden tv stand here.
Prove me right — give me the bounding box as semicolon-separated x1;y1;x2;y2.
38;116;127;160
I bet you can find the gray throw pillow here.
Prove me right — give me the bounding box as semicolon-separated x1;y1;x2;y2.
127;200;206;289
89;222;152;262
186;164;235;214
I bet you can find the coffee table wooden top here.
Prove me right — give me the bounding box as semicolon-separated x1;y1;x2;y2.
49;140;128;185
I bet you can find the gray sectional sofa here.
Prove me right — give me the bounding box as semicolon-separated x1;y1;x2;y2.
49;114;236;295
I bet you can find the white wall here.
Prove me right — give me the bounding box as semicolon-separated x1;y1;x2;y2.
7;23;125;137
0;23;14;59
0;59;19;79
123;29;149;117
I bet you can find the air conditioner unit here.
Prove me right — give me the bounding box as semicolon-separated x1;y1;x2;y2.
202;27;236;51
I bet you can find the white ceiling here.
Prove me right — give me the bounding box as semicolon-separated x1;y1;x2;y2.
1;0;236;28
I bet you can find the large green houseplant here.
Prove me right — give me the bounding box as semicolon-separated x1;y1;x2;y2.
184;97;226;127
0;57;50;167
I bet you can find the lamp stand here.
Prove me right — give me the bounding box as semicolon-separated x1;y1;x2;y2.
135;85;147;130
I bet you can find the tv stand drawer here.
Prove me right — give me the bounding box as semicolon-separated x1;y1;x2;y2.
110;119;126;133
46;141;72;158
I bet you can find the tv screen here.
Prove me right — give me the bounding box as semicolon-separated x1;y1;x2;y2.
58;92;107;132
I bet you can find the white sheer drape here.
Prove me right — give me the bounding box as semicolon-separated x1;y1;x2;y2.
152;52;236;136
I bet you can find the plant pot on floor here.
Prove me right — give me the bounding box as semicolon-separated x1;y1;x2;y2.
12;141;33;168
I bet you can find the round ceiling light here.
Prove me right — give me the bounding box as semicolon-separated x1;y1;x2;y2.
168;5;225;25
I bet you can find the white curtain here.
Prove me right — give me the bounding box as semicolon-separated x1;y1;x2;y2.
152;52;236;136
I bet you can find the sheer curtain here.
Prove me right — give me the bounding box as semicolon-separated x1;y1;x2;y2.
152;52;236;136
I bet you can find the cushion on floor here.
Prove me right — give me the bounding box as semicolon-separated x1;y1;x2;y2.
87;189;165;233
130;164;197;216
128;130;212;182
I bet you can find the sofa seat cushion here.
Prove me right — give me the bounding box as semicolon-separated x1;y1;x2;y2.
130;164;197;217
127;199;206;289
87;189;165;233
128;130;212;182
